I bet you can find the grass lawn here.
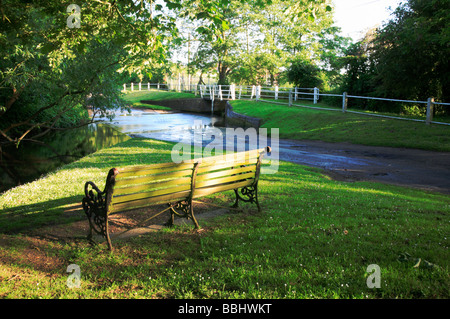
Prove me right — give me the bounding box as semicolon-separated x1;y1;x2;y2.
1;138;448;299
230;100;450;152
122;90;198;111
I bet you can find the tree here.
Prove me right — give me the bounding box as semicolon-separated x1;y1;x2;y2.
236;0;335;86
340;30;378;97
185;0;246;85
0;0;181;149
286;58;323;89
371;0;450;105
182;0;337;86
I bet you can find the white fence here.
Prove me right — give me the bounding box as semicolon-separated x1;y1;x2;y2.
123;83;320;103
122;82;449;126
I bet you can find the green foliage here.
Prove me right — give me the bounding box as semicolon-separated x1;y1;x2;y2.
286;58;324;89
0;0;180;146
338;0;450;113
185;0;341;86
372;0;450;105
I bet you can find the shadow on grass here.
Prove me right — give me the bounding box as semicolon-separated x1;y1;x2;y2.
0;195;84;234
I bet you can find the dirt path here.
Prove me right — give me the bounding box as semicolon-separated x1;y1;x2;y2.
278;139;450;194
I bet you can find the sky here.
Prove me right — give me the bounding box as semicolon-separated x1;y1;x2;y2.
332;0;405;41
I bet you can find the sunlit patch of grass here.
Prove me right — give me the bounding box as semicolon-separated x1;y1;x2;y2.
231;100;450;151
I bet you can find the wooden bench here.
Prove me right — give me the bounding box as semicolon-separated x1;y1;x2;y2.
82;147;271;250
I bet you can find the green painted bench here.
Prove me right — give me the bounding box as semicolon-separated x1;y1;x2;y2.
82;147;271;250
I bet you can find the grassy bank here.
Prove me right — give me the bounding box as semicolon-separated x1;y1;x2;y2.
122;90;198;111
230;100;450;152
1;138;448;298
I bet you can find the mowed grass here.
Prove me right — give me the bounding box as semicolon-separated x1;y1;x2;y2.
122;90;198;111
230;100;450;152
0;138;448;298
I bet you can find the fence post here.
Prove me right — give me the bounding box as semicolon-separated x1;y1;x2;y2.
294;87;298;101
123;84;126;92
426;97;434;125
231;84;236;100
131;83;134;91
275;86;279;100
314;87;319;104
256;85;261;101
251;85;255;99
289;89;293;107
157;83;160;90
342;92;348;113
211;86;215;115
239;86;242;100
138;82;141;91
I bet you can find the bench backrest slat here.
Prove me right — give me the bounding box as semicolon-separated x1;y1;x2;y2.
196;159;256;174
195;172;255;189
199;149;261;163
117;162;194;179
193;179;254;199
113;176;192;196
112;184;192;206
196;164;256;182
111;190;192;213
117;161;192;173
114;168;194;188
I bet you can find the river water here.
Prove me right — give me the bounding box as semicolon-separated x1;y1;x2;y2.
106;109;223;145
0;109;225;192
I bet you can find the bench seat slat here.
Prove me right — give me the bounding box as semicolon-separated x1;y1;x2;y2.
196;165;256;182
111;190;191;213
114;169;193;187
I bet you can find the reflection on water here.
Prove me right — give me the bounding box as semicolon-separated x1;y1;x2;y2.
105;109;223;144
103;109;260;151
0;124;130;192
1;109;248;192
0;109;223;192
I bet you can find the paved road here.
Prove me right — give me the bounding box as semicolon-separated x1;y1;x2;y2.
277;139;450;194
